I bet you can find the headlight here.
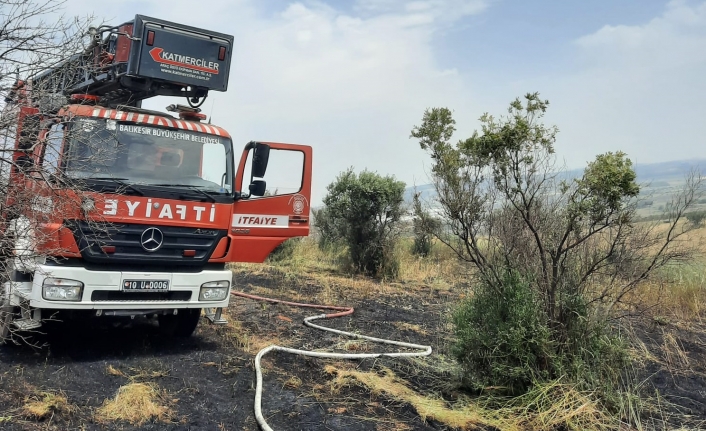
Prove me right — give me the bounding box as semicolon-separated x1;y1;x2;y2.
42;278;83;301
199;280;230;301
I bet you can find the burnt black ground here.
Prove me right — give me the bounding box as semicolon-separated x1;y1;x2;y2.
0;271;458;431
629;319;706;429
0;269;705;430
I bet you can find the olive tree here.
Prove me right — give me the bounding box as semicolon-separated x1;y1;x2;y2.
317;168;405;278
411;93;702;394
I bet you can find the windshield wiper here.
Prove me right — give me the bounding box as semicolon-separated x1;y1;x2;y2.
86;177;145;196
151;184;217;203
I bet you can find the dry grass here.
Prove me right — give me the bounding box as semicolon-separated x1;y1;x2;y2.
325;365;492;430
105;364;169;380
396;239;466;288
213;309;289;354
238;236;459;279
324;365;619;431
95;382;173;426
127;366;170;380
619;258;706;324
392;321;428;335
214;312;251;351
231;238;466;310
232;262;387;305
504;380;618;431
661;331;690;370
22;390;74;420
592;223;706;323
106;365;125;377
282;376;303;390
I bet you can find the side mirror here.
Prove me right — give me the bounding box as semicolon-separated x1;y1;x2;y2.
249;179;267;197
251;143;270;178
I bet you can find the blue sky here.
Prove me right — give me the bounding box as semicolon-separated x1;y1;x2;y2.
60;0;706;203
433;1;667;74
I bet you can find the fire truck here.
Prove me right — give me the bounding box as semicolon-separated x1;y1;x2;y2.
0;15;312;340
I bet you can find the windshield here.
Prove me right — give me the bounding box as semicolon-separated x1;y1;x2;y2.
62;118;233;193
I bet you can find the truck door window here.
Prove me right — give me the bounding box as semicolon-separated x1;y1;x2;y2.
241;148;304;197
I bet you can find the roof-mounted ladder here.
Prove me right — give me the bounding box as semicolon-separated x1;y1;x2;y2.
27;15;234;109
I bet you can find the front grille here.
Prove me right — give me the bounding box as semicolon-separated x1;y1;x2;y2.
91;291;192;301
45;258;226;273
66;221;227;269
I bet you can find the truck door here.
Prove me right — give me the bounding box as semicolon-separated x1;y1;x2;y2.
228;141;312;263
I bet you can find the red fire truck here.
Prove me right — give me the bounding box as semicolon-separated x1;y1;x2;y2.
0;15;311;340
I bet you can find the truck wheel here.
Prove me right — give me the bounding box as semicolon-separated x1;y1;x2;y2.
158;309;201;337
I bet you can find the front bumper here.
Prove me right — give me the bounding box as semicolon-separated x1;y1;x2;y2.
20;265;232;310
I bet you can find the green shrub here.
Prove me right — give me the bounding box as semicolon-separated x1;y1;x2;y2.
453;271;552;394
410;192;441;258
266;238;301;263
411;211;437;258
317;168;405;278
312;207;342;249
452;270;629;399
411;232;433;258
686;211;706;226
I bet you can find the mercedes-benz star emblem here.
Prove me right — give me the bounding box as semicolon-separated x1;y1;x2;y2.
140;227;164;252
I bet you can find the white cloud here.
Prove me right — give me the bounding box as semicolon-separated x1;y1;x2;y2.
49;0;488;203
356;0;487;21
576;0;706;68
546;0;706;170
53;0;706;203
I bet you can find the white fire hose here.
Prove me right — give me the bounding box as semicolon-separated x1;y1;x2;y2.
231;291;433;431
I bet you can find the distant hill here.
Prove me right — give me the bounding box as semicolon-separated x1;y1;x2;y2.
405;159;706;204
565;159;706;185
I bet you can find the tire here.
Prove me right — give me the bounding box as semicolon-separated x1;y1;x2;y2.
158;309;201;337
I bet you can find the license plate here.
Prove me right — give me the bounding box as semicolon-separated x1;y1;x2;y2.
123;280;170;291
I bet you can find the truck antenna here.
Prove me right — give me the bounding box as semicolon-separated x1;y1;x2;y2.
208;98;215;124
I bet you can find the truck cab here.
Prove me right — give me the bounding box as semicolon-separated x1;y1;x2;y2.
0;15;312;341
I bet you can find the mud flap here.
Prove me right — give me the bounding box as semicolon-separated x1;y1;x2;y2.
204;307;227;325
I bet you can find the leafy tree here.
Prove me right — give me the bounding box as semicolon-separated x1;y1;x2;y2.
319;168;405;278
411;93;702;395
